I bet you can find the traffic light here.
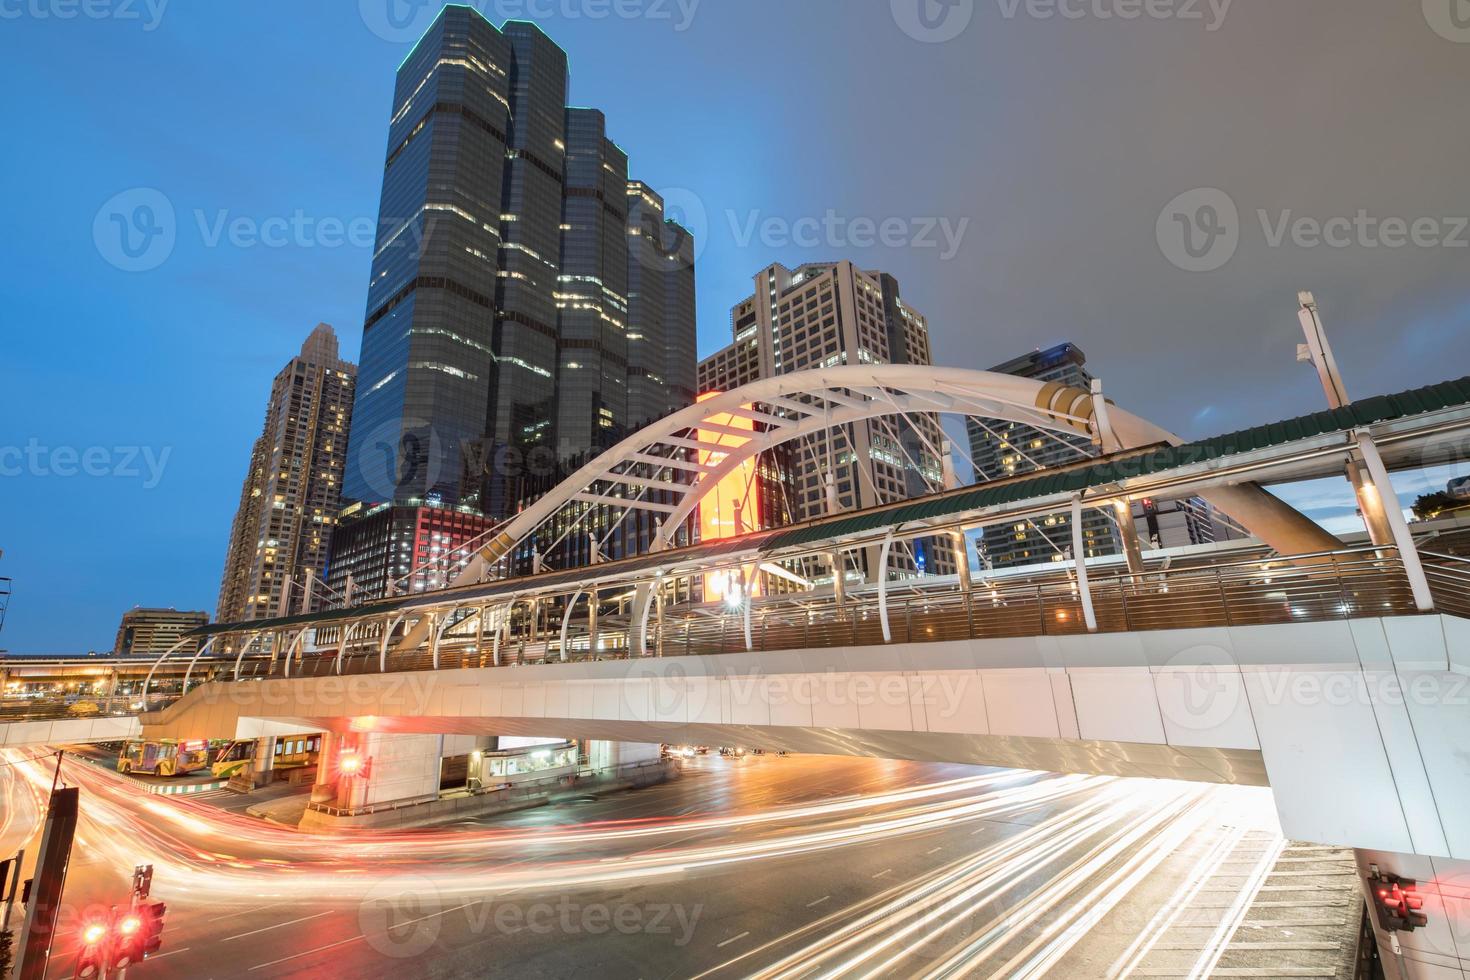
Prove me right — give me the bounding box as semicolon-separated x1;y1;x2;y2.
141;899;167;957
1370;870;1428;932
74;917;110;979
112;909;145;970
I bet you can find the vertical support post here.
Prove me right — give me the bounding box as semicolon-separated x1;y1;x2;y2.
878;530;896;644
655;589;665;658
953;530;972;594
1071;495;1099;632
559;591;584;663
300;567;315;615
742;565;754;651
474;605;486;666
1114;499;1145;575
831;551;846;608
1355;430;1433;611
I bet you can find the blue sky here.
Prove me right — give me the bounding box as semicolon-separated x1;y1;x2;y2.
1;1;1466;652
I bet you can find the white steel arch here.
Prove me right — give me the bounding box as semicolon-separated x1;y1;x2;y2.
457;365;1338;584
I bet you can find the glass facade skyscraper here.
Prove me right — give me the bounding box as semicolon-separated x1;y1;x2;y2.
334;7;697;599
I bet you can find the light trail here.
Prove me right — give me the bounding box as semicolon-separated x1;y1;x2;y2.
0;748;1285;978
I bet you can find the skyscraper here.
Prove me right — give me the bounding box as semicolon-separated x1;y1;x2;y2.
626;181;697;429
217;324;355;622
697;261;955;580
330;8;697;601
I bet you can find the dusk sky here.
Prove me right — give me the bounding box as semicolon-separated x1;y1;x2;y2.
2;0;1467;652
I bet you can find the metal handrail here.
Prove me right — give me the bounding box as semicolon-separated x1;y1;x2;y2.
184;542;1470;690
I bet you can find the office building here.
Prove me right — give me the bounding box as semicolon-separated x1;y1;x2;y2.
217;324;356;621
331;8;697;600
114;607;208;656
698;261;955;581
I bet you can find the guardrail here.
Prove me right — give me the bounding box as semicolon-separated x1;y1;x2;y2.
208;545;1470;684
0;694;179;723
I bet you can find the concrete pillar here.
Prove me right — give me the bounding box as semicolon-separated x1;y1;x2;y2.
1353;848;1470;979
309;732;338;804
250;735;277;788
317;733;442;814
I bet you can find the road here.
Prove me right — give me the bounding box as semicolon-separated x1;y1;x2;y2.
0;749;1337;979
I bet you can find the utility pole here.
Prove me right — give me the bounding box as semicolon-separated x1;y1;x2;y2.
10;784;78;980
1296;291;1396;547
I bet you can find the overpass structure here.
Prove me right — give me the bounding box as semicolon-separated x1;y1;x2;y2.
126;366;1470;978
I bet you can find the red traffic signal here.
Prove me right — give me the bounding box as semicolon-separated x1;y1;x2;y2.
75;919;110;979
1371;873;1428;932
113;910;146;969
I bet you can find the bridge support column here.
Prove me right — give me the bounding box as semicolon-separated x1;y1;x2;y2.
249;736;276;789
1355;430;1433;611
302;733;443;830
1352;848;1470;979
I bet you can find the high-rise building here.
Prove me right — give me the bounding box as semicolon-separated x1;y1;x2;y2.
965;344;1120;570
331;8;696;601
697;261;955;581
965;343;1228;569
217;324;355;622
114;607;208;656
626;181;697;428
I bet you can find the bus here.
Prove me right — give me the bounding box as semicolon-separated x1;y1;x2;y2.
210;740;254;779
117;738;211;777
209;734;323;780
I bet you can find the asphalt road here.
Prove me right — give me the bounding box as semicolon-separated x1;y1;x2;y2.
0;749;1322;979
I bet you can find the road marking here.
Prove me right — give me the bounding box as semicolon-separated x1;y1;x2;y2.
248;934;365;971
871;868;892;879
224;910;333;942
716;931;750;948
805;895;831;908
925;846;943;855
388;900;476;930
143;946;190;960
209;902;290;922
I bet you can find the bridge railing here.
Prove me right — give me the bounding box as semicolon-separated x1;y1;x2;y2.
1423;551;1470;619
209;544;1470;683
